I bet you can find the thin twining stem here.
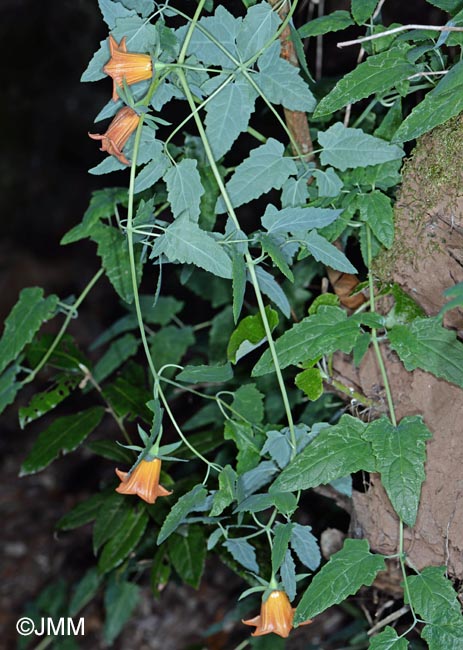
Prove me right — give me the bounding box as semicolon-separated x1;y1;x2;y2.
176;68;298;454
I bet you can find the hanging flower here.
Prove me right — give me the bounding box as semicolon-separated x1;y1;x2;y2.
104;35;153;101
88;106;140;165
115;458;172;504
242;590;312;638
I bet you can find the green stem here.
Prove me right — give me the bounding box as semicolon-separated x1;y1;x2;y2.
171;0;307;165
178;0;209;65
125;6;221;473
366;227;396;426
366;225;417;626
240;67;308;166
247;126;267;144
247;263;297;454
160;376;265;431
351;97;378;129
22;268;104;385
233;641;250;650
127;123;219;470
398;522;417;627
32;637;53;650
164;73;235;150
176;68;297;453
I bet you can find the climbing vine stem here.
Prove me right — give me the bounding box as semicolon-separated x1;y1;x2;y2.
366;225;417;630
175;66;297;455
125;64;221;474
22;268;104;386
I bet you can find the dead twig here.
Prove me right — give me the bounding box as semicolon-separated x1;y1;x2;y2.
338;24;463;48
367;605;410;636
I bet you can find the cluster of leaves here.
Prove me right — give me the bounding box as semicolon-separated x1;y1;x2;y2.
4;0;463;647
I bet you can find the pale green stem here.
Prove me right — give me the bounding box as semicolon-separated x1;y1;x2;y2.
366;227;396;426
178;0;209;64
22;268;104;385
233;641;250;650
159;375;265;432
176;68;297;454
247;263;297;454
171;0;307;165
366;225;417;627
164;73;235;150
239;68;308;165
351;97;378;129
247;125;267;144
167;62;237;74
32;637;53;650
126;86;220;473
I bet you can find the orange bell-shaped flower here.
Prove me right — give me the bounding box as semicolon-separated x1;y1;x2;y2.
242;590;312;638
88;106;140;165
104;35;153;101
115;458;172;504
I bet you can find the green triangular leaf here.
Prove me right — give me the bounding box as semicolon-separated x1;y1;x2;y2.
298;10;354;38
364;416;432;526
255;42;316;112
151;215;232;279
103;579;140;644
357;191;394;249
168;525;206;588
294;539;385;623
261;204;341;234
271;415;375;492
303;230;357;273
318;122;404;171
216;139;297;212
369;626;408;649
205;75;257;159
253;306;360;376
164;159;204;223
272;523;294;574
157;485;207;544
314;47;414;118
351;0;381;24
176;363;233;383
236;2;280;61
93;224;142;304
98;505;149;573
290;523;321;571
20;407;106;475
223;537;259;573
0;287;58;375
228;307;279;363
389;317;463;388
393;59;463;143
406;566;463;623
